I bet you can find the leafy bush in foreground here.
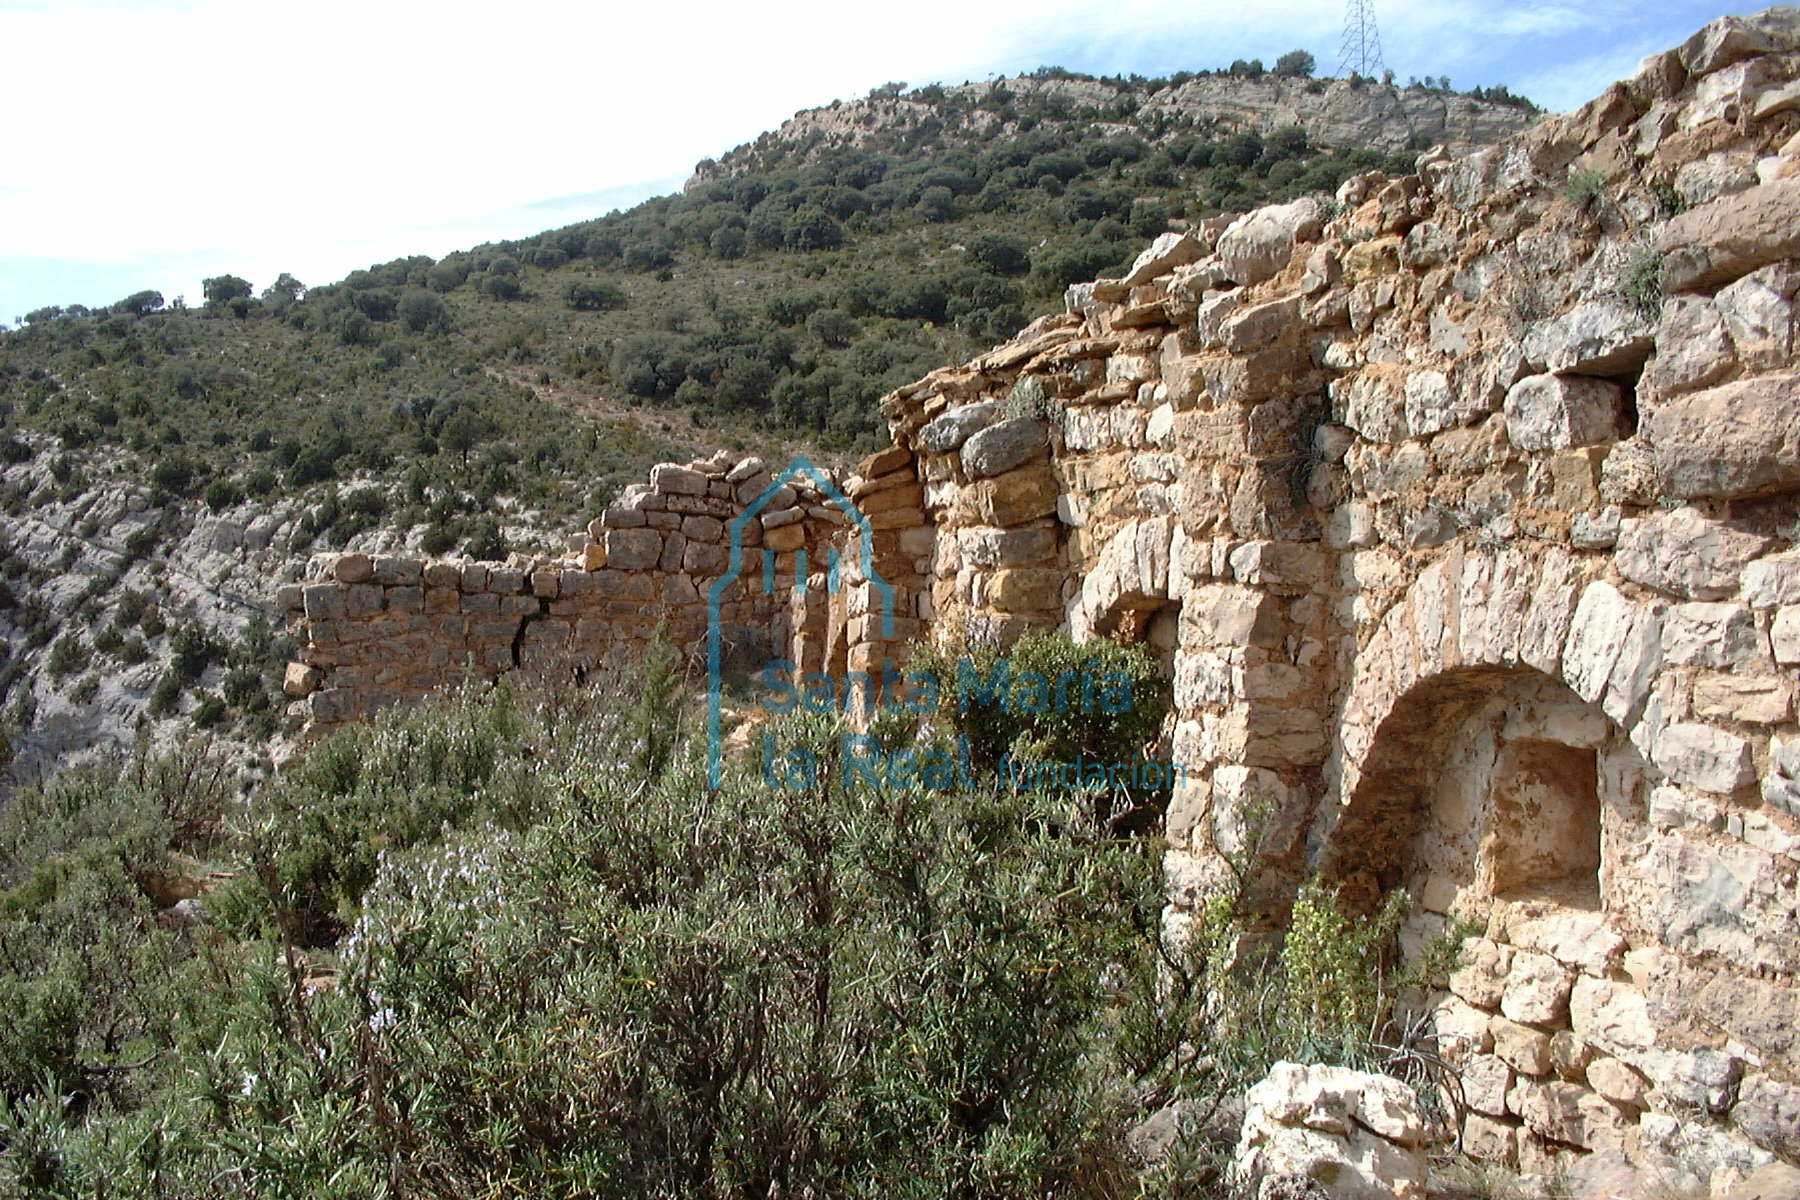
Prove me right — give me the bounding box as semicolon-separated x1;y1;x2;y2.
0;645;1445;1198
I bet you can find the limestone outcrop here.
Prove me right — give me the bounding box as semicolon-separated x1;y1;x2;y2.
286;9;1800;1190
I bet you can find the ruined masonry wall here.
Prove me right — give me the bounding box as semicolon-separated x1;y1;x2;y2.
874;11;1800;1192
279;448;922;730
284;10;1800;1191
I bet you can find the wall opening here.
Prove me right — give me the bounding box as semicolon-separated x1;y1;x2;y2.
1481;738;1601;908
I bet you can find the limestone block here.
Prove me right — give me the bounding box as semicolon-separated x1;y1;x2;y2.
859;483;924;516
1526;302;1654;376
1734;1075;1800;1161
681;515;724;542
1432;994;1496;1059
1449;937;1513;1009
976;464;1059;527
1506;1078;1589;1146
604;528;663;572
1121;229;1205;287
961;418;1048;479
1773;607;1800;663
1220;295;1301;353
1679;14;1775;76
1217;198;1325;286
1460;1114;1519;1166
1549;1031;1592;1081
682;541;727;575
1491;1017;1553;1076
959;526;1056;569
1659;1048;1743;1116
725;456;765;484
1586;1057;1648;1108
1744;553;1800;608
302;584;346;621
1335;371;1407;443
1615;507;1773;600
1562;580;1639;703
1401;369;1457;438
1641;297;1736;400
385;586;423;614
857;444;912;479
1658;178;1800;292
345;585;381;619
1648;374;1800;501
986;568;1063;611
1693;673;1792;724
1228;541;1324;594
1195;289;1243;349
1715;264;1799;370
1463;1054;1514;1118
334;553;374;583
1653;722;1756;794
1494;907;1627;976
918;402;1002;453
283;662;322;697
1500;951;1575;1027
1570;978;1656;1058
1504;374;1625;451
763;524;806;553
373;556;421;586
1662;602;1769;667
650;463;707;496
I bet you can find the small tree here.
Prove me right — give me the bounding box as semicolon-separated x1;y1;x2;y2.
114;290;164;316
439;409;490;466
398;290;450;334
261;273;305;307
1274;49;1316;78
563;280;627;312
202;275;252;309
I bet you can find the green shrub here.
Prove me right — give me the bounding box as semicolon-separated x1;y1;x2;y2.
1564;167;1608;213
46;635;89;679
0;747;227;1103
203;478;244;510
0;660;1437;1197
562;280;626;312
397;289;451;334
912;629;1171;807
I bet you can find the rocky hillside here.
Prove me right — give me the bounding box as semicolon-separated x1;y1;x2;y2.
0;48;1538;784
690;69;1536;188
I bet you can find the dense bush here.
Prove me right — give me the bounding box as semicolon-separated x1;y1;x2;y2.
0;652;1447;1196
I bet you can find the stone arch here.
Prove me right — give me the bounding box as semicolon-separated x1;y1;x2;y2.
1302;544;1694;1174
1070;516;1177;646
1310;542;1669;896
1317;663;1640;917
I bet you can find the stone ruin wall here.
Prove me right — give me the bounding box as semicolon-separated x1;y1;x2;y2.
283;12;1800;1191
278;448;926;731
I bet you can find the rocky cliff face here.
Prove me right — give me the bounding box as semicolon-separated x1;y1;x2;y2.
287;8;1800;1193
688;72;1535;188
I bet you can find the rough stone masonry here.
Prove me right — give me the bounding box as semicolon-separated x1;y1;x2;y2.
285;10;1800;1192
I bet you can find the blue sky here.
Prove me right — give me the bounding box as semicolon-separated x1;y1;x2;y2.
0;0;1735;324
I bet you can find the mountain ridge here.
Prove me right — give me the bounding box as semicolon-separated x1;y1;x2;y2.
689;68;1539;189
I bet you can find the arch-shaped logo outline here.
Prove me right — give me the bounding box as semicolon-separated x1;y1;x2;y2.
706;455;895;789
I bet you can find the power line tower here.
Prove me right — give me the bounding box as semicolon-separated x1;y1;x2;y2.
1339;0;1387;79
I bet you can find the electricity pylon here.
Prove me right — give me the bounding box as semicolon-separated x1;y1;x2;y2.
1339;0;1387;79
